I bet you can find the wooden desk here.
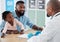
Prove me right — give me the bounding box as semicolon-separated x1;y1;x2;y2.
0;29;36;42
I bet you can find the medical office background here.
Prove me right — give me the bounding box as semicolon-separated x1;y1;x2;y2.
0;0;45;29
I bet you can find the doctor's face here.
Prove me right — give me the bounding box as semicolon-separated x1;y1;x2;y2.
47;4;54;17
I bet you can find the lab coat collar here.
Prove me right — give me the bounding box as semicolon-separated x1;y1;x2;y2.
51;12;60;19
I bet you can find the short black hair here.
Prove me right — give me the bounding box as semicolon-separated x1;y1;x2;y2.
16;1;24;6
2;11;11;20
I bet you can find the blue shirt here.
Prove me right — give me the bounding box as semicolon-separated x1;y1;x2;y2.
0;11;34;31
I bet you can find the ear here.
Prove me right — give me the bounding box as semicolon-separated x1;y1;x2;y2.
49;7;53;12
49;7;54;14
5;17;8;21
50;7;55;16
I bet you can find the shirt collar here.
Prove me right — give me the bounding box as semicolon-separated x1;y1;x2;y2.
13;11;24;18
13;11;17;18
54;12;60;17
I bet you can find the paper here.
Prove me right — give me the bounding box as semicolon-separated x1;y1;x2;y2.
17;34;28;39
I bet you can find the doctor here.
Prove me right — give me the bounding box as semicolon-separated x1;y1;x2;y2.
28;0;60;42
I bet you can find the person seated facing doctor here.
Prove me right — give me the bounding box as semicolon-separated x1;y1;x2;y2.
0;1;43;33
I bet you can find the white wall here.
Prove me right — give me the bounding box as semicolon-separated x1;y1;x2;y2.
0;0;5;25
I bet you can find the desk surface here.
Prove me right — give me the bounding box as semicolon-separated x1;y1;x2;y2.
0;29;36;42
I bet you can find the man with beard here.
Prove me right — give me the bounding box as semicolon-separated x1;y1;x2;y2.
0;1;43;34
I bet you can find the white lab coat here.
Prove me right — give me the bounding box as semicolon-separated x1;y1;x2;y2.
27;12;60;42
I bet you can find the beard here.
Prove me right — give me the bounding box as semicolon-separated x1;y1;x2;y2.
47;14;50;17
16;10;25;16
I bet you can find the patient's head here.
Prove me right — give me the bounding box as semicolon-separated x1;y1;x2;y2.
2;11;14;23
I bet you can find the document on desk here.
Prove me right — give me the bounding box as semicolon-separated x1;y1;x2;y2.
17;34;28;39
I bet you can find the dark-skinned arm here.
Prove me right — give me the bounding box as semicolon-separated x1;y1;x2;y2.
32;25;43;31
1;33;5;38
